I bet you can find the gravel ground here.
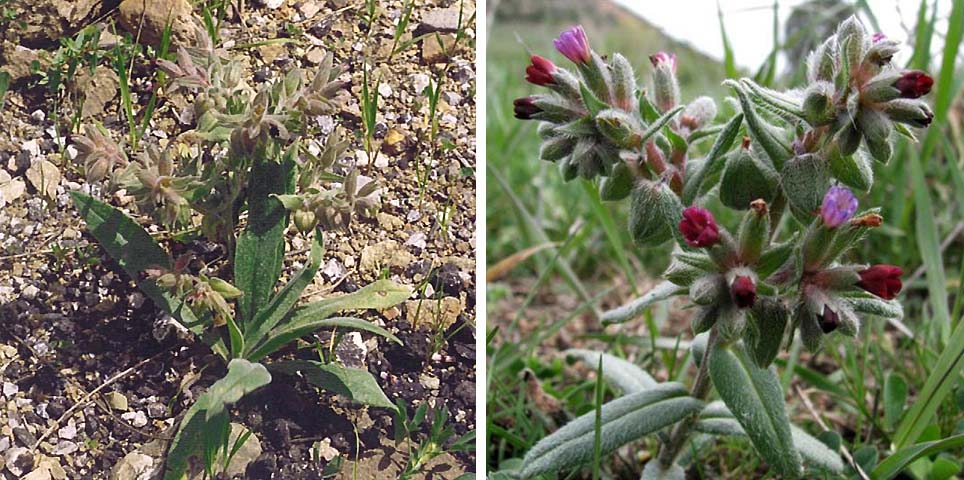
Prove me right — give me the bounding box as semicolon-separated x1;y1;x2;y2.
0;0;476;477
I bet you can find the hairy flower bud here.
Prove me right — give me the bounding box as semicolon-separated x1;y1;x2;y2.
513;96;542;120
526;55;557;86
857;264;902;299
882;99;934;127
730;275;757;308
610;53;637;112
554;26;591;64
820;185;858;228
802;81;837;126
680;96;717;133
807;36;837;83
679;206;720;248
894;71;933;98
857;108;893;162
650;52;680;112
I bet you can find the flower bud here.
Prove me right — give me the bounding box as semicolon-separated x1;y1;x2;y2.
720;141;779;210
610;53;638;112
598;161;634;201
650;52;680;112
680;96;717;133
629;180;677;246
820;185;858;228
802;81;837;126
209;277;243;299
679;206;720;248
882;99;933;128
513;96;542;120
857;108;893;162
818;304;840;333
807;36;837;83
872;32;886;43
293;210;318;234
857;264;902;299
737;200;769;264
525;55;557;86
690;274;724;306
894;70;933;98
595;109;642;149
730;275;757;308
827;142;873;192
539;136;576;163
554;25;591;64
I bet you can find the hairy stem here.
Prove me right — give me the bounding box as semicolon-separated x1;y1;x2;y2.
656;327;717;467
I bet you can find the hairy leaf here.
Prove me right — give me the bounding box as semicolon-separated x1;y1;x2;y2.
565;349;657;395
271;360;394;409
601;281;686;325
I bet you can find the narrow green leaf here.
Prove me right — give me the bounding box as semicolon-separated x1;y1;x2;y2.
235;143;297;323
248;316;401;362
872;434;964;480
717;1;739;79
274;279;411;329
165;359;271;479
709;341;801;476
601;281;686;325
695;401;844;474
243;232;324;352
519;383;703;478
883;372;908;430
565;349;658;395
0;70;9;110
639;105;685;146
270;360;394;409
682;113;743;204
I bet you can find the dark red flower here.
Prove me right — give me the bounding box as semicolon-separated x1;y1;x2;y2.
818;305;840;333
857;264;903;300
731;276;757;309
678;206;720;248
513;97;542;120
525;55;557;86
895;71;933;98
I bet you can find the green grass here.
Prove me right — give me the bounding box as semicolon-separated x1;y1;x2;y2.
485;0;964;477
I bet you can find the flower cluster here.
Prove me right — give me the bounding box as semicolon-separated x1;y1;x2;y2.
517;17;922;360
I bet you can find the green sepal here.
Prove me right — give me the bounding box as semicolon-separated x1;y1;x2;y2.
599;161;635;201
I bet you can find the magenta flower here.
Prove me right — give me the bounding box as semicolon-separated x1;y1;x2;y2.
678;206;720;248
649;52;677;73
895;71;933;98
554;26;591;64
857;265;903;300
525;55;557;86
513;97;542;120
820;186;858;228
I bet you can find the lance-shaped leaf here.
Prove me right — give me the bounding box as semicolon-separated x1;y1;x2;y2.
724;80;792;169
695;401;844;474
744;297;789;368
164;359;271;479
741;78;806;121
640;461;686;480
248;316;401;362
708;341;801;477
69;192;224;355
270;360;394;409
871;433;964;480
782;153;831;221
243;232;324;352
235;143;297;323
565;349;657;395
519;382;703;478
601;281;686;325
682;113;743;204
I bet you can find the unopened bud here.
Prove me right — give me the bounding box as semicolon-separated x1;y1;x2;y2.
554;25;591;64
857;264;903;299
209;277;243;299
596;109;642;149
679;206;720;248
293;210;318;234
894;70;933;98
610;53;638;112
730;275;757;309
629;180;677;246
525;55;557;86
882;99;933;128
820;185;858;228
851;212;882;227
650;52;680;112
802;81;837;126
857;108;893;162
681;96;717;132
513;96;542;120
539;136;576;163
818;304;840;333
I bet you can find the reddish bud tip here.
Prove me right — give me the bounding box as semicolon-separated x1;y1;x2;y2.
649;52;677;73
750;199;768;216
818;305;840;333
731;276;757;309
554;26;591;64
872;32;887;43
851;213;883;227
895;71;933;98
741;136;751;149
513;96;542;120
857;264;903;300
679;206;721;248
525;55;557;86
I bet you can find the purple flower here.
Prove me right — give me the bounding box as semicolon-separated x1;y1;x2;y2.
554;26;591;64
820;185;858;228
872;32;887;43
649;52;677;73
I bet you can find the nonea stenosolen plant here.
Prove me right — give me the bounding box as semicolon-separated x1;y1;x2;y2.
68;26;411;478
513;17;929;479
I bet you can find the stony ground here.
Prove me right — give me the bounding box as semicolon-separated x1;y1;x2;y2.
0;0;476;478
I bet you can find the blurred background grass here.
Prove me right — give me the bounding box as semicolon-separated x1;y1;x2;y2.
486;0;964;478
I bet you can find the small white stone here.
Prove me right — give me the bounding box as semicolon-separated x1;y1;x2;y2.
410;73;430;95
261;0;284;9
21;139;41;158
404;232;427;250
419;373;440;390
377;83;393;98
30;109;46;122
21;284;39;300
121;410;149;427
58;424;77;439
3;381;19;397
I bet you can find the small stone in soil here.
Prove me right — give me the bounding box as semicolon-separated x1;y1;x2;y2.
5;447;34;476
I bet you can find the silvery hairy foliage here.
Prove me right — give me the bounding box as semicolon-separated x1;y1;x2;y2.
513;17;927;479
69;25;411;477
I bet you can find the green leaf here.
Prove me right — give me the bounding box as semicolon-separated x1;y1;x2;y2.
709;341;801;477
883;372;908;430
69;192;213;340
270;360;394;409
639;105;685;147
164;359;271;479
565;349;658;395
235;143;297;323
519;383;704;478
682;113;743;205
249;315;401;362
724;79;792;169
243;232;324;353
0;70;9;111
641;461;686;480
601;281;686;325
745;297;789;368
695;401;844;474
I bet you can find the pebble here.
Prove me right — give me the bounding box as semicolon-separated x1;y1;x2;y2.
3;381;19;397
52;440;78;455
5;447;34;476
377;83;393;98
410;73;430;95
108;391;128;411
30;110;46;122
306;48;326;65
21;139;41;158
404;232;427;250
147;402;166;419
418;373;440;390
21;284;39;300
121;410;148;428
258;0;284;8
58;424;77;440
